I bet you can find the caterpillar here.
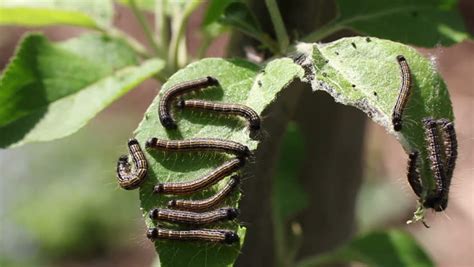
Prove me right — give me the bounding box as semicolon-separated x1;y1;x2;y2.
168;175;240;211
149;207;239;225
422;118;446;211
154;159;243;195
392;55;412;131
437;119;458;210
145;137;251;158
159;76;219;129
146;227;239;244
177;99;261;131
116;139;148;190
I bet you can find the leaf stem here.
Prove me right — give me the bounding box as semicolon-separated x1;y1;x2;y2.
129;0;162;57
301;20;344;42
196;34;212;59
265;0;289;53
168;2;201;70
106;28;150;58
155;0;169;51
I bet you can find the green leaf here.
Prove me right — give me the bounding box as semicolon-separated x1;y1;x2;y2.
203;0;237;26
0;0;113;29
219;2;264;41
273;122;308;221
117;0;155;12
201;0;237;37
134;57;304;267
296;36;453;222
305;0;470;47
297;230;434;267
0;33;164;148
118;0;201;15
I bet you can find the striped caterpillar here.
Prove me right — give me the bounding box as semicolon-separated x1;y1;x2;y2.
168;175;240;211
116;139;148;190
159;76;219;129
149;207;239;225
146;227;239;244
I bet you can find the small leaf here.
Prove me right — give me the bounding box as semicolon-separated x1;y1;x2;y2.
297;230;434;267
134;57;304;267
296;36;453;220
306;0;470;46
203;0;237;26
0;33;164;148
201;0;237;37
0;0;113;29
339;0;470;45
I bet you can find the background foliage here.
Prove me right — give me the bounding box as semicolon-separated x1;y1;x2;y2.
0;0;471;266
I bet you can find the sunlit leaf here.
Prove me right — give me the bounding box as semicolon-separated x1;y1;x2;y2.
0;33;164;148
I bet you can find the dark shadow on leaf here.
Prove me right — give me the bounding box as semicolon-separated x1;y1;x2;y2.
0;107;47;148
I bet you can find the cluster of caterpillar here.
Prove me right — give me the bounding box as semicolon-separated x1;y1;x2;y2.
392;56;458;226
116;76;260;243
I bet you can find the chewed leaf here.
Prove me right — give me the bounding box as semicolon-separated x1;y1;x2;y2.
133;58;303;267
295;37;453;221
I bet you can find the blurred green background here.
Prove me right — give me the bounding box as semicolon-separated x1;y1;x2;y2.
0;112;152;266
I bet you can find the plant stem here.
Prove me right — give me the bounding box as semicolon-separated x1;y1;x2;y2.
196;34;212;59
129;0;162;57
168;9;183;71
302;20;344;42
106;28;149;58
155;0;169;51
168;2;201;70
265;0;289;53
